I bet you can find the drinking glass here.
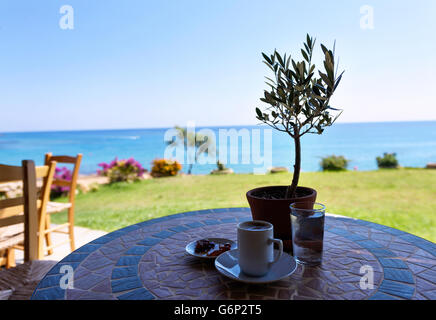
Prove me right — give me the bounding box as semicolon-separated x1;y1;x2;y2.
290;202;325;266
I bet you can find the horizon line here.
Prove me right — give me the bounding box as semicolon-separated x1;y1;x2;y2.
1;119;435;135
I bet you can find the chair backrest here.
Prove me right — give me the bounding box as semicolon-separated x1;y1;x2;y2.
0;160;56;261
37;160;57;258
44;153;82;204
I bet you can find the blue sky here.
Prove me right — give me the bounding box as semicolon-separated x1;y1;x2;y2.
0;0;435;132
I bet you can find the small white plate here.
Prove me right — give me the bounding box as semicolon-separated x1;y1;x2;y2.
186;238;237;259
215;249;297;284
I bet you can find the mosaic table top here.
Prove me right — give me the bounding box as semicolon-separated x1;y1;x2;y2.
32;208;436;300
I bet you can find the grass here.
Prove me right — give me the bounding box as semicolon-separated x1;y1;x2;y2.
51;168;436;243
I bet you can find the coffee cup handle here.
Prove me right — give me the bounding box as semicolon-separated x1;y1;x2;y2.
269;238;283;265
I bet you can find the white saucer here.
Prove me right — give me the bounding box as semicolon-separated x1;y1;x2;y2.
185;238;237;259
215;249;297;284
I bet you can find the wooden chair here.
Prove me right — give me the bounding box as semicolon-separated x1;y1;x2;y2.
0;160;57;300
43;153;82;255
0;160;57;265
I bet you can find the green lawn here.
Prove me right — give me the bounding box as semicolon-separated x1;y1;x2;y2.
52;169;436;243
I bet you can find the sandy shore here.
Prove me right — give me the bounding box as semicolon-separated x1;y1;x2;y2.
0;174;112;198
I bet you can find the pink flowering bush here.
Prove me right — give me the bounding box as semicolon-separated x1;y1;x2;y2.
51;166;72;198
98;157;146;183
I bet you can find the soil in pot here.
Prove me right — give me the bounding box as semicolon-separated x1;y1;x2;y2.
250;187;313;200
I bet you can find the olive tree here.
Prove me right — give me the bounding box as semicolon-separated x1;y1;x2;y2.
256;34;344;199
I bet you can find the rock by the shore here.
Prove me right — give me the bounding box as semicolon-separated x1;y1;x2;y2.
210;168;234;175
269;167;289;174
0;174;111;199
0;182;24;198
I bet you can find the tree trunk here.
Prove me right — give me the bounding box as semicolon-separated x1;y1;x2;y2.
286;135;301;199
188;164;193;175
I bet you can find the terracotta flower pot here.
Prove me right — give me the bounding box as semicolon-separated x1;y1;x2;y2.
246;186;317;254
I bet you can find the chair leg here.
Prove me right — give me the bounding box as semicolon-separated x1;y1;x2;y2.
45;215;54;255
6;248;16;269
68;207;75;252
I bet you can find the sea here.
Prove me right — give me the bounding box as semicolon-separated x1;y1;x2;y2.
0;121;435;175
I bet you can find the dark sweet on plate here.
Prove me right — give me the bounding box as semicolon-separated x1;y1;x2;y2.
206;243;232;257
194;239;215;254
194;239;232;256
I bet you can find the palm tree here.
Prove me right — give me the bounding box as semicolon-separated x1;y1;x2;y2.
170;126;215;174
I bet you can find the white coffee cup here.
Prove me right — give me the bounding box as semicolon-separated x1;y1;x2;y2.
237;220;283;277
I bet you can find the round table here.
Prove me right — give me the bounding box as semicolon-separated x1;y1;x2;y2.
32;208;436;300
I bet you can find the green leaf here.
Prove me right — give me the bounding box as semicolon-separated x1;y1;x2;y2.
292;59;298;72
285;55;291;69
301;49;309;62
275;51;284;67
314;81;325;89
263;61;275;72
262;53;272;65
334;71;345;91
328;106;342;111
298;62;305;78
264;76;276;85
324;61;334;82
309;65;315;74
328;50;334;65
312;94;327;101
321;44;328;54
260;98;269;104
319;71;333;88
256;107;263;118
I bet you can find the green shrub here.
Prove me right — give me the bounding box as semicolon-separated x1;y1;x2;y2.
216;161;226;171
321;155;349;171
376;153;399;169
